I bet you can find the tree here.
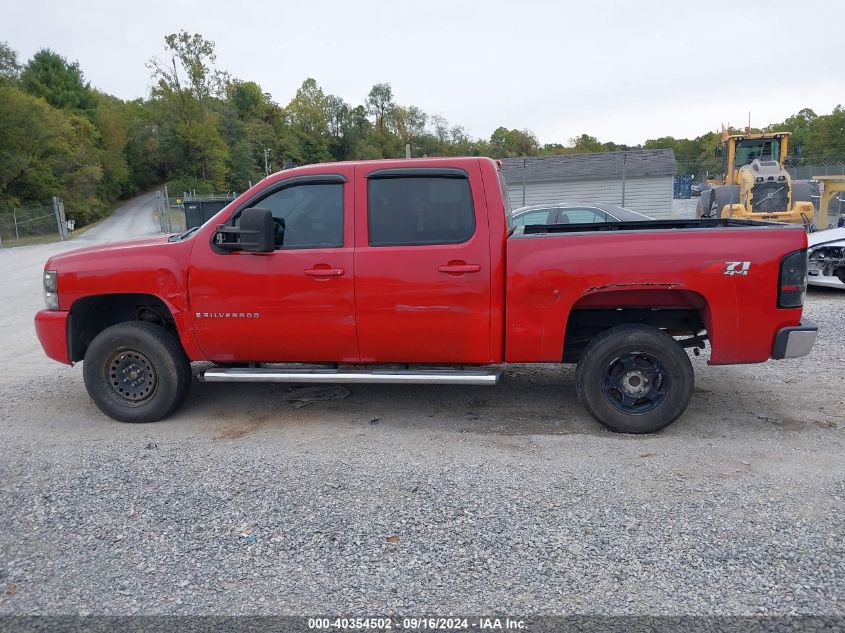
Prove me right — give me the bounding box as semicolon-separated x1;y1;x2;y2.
0;85;104;223
148;31;229;102
325;94;348;139
643;135;703;174
366;83;394;130
0;85;67;206
489;127;539;157
284;78;331;164
214;100;258;189
569;134;604;153
123;98;164;192
93;94;130;199
286;78;328;135
20;49;96;115
0;42;20;85
431;114;449;144
148;32;230;189
806;105;845;160
390;104;426;144
228;80;273;121
769;108;816;154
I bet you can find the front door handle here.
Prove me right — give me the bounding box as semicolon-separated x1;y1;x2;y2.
438;263;481;274
304;267;345;277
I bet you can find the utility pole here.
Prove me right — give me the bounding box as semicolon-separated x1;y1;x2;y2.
263;148;271;176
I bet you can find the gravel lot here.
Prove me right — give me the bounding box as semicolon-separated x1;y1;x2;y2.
0;195;843;617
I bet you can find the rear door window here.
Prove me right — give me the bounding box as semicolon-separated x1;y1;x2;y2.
367;176;475;246
559;207;608;223
512;209;555;227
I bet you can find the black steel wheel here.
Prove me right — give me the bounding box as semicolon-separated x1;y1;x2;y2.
601;352;670;415
576;325;694;434
83;321;191;423
104;349;158;405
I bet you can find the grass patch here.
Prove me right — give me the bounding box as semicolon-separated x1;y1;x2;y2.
0;217;106;249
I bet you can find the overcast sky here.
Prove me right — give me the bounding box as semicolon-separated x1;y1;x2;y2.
4;0;844;146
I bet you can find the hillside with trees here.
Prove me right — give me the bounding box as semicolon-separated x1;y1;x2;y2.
1;32;844;227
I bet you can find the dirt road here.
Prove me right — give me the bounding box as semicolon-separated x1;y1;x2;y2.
0;192;160;379
0;195;843;616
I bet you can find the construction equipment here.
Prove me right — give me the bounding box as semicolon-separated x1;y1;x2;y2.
813;176;845;230
696;131;814;224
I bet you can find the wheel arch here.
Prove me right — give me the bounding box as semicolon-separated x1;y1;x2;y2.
68;293;181;363
562;288;712;363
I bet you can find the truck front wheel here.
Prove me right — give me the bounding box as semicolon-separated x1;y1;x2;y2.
575;325;694;433
83;322;191;423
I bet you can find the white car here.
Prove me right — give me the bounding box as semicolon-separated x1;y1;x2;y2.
807;227;845;290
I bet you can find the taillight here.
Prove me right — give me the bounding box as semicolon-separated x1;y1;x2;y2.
778;249;807;308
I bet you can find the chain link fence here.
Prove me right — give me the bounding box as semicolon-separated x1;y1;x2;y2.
156;189;186;234
0;198;68;248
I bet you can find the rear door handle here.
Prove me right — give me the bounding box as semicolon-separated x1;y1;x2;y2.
438;264;481;274
304;267;345;277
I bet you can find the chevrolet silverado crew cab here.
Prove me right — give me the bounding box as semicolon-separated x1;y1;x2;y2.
35;157;817;433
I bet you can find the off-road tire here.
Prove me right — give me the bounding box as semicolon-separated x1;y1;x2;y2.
83;321;191;423
575;324;694;434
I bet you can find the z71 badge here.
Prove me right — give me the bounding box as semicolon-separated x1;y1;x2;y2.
724;261;751;276
703;261;752;275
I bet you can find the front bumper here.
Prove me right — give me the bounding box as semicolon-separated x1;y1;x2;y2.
34;309;71;365
771;319;817;359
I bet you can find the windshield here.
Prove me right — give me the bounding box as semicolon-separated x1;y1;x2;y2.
734;138;781;167
168;224;203;242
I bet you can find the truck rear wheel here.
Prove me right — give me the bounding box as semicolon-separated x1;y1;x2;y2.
575;325;694;433
83;321;191;423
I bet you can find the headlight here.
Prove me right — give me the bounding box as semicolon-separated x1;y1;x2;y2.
43;270;59;310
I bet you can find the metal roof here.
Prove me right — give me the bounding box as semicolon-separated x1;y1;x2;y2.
501;149;676;185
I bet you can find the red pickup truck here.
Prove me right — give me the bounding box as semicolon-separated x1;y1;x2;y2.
35;157;816;433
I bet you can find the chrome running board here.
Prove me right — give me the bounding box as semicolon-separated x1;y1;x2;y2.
200;367;501;386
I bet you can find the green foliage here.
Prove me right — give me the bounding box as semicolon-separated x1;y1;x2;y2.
489;127;539;157
0;85;68;206
149;31;229;101
0;85;106;223
366;83;394;131
0;42;20;85
147;32;230;190
20;49;97;115
94;94;131;199
165;176;215;197
803;106;845;160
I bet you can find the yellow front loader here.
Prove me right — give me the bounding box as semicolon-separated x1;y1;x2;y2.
696;131;814;224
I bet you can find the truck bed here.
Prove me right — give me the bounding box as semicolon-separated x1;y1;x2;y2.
505;219;807;365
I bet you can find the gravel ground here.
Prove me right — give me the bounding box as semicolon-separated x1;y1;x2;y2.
0;195;843;616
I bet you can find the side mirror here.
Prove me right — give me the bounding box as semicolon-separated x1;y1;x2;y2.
214;207;275;253
714;146;723;158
